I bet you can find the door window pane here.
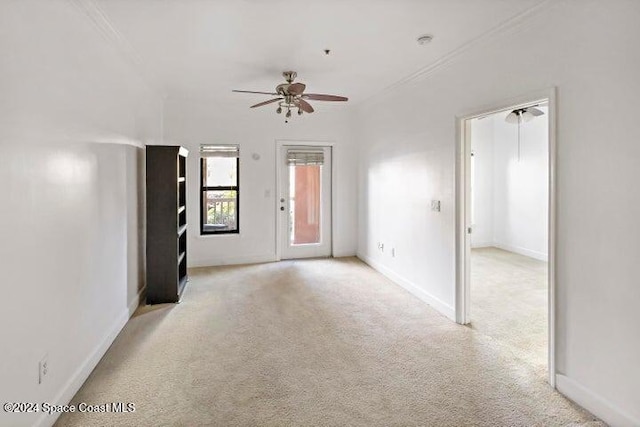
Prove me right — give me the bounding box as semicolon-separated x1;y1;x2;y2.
289;165;321;245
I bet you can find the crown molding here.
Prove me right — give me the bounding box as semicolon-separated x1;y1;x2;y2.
361;0;555;105
67;0;166;98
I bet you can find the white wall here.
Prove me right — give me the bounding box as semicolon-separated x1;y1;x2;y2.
492;109;548;260
355;1;640;425
0;2;162;426
163;99;358;267
471;109;549;261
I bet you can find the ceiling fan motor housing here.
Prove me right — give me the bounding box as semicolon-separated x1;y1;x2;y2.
276;83;291;96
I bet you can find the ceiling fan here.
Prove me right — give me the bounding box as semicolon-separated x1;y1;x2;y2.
505;105;544;124
233;71;348;122
505;105;545;161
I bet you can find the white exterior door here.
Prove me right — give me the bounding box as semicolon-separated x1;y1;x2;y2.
279;145;332;259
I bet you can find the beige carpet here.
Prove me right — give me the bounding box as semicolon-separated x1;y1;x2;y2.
470;247;548;376
56;257;602;426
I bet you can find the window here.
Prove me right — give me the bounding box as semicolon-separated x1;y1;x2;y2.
200;145;239;234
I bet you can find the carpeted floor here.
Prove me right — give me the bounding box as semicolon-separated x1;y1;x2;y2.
56;257;602;426
470;247;548;377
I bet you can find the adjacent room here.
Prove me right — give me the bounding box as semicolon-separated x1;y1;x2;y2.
1;1;639;426
469;104;549;377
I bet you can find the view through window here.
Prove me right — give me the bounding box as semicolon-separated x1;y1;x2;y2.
200;145;239;234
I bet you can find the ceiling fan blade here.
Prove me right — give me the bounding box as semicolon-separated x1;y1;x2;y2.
505;111;520;124
288;83;306;95
233;90;279;95
295;98;314;113
250;98;283;108
302;94;348;102
527;107;545;116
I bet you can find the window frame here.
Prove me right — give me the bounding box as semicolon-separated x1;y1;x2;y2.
200;155;240;235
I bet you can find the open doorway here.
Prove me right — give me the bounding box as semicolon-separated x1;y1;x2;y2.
456;91;556;386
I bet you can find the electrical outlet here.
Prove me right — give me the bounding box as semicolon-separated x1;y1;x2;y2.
377;242;384;252
39;355;48;385
431;200;441;212
391;248;396;257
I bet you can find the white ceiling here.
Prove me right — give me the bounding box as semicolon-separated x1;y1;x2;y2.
95;0;545;108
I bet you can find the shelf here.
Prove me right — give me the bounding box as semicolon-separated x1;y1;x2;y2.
146;145;188;305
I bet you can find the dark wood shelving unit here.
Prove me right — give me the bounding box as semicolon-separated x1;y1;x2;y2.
146;145;189;304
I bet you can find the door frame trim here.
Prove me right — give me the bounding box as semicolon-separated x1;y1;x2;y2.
275;140;336;261
454;87;557;388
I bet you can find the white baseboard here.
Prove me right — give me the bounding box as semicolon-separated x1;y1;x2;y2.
128;286;145;317
189;253;277;268
470;241;494;248
36;308;130;427
556;374;639;427
357;253;456;321
333;249;357;258
493;242;548;262
189;251;357;269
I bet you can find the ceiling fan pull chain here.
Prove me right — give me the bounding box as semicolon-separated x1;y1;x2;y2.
518;114;521;162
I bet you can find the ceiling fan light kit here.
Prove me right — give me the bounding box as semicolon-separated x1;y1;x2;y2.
233;71;348;122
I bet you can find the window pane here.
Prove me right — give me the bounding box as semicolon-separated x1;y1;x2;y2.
205;157;237;187
289;165;321;245
203;190;238;232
